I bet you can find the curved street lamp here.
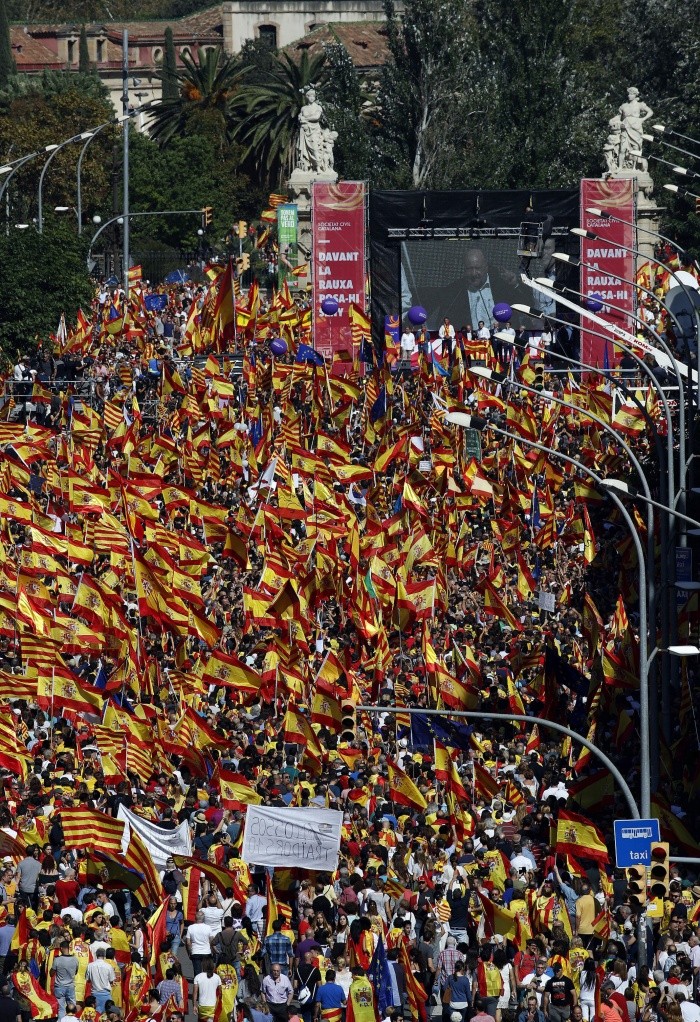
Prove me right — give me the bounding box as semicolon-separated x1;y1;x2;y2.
37;132;93;234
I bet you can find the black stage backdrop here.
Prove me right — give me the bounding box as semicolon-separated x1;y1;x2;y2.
369;188;579;352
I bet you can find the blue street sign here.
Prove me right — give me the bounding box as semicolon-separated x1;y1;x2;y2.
613;818;661;867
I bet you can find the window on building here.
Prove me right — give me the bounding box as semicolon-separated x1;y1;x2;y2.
67;39;75;63
153;47;163;63
257;24;277;48
96;38;104;62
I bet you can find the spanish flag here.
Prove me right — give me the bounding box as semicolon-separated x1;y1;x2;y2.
212;765;262;809
12;968;59;1018
555;809;609;863
478;891;519;944
387;757;427;811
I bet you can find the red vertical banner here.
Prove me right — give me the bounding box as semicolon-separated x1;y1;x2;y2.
312;181;366;361
579;178;636;369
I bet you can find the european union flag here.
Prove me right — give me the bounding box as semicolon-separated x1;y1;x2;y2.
359;337;374;366
368;937;399;1015
295;343;325;367
94;665;109;690
370;386;387;423
411;712;473;751
250;417;263;446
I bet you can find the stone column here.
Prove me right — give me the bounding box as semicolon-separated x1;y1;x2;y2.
288;168;338;292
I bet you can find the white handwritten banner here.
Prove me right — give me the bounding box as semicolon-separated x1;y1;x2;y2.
241;805;342;870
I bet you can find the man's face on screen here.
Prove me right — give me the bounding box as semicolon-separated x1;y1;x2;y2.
465;249;488;291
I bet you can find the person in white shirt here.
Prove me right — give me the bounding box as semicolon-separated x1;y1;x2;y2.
400;329;416;360
193;960;222;1020
245;887;267;937
186;911;213;977
438;318;456;362
85;950;117;1013
200;892;225;936
676;993;700;1022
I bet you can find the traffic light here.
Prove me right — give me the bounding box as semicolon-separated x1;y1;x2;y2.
237;220;247;239
201;206;213;229
695;197;700;216
533;364;544;391
340;699;356;743
649;842;670;899
235;253;250;273
626;866;647;912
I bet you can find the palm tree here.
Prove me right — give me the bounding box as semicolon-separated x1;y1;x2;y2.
231;49;328;187
151;47;242;148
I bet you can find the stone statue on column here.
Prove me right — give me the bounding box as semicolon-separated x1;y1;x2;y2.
295;87;336;175
603;87;653;175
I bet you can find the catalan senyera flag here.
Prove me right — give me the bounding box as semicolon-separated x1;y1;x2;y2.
171;855;246;904
386;757;427;811
400;942;428;1022
122;829;164;908
472;760;500;801
555;809;609;863
60;808;124;856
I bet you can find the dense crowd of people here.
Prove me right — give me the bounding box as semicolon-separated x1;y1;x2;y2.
0;247;697;1022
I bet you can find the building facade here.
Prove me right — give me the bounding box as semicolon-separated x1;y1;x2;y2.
10;0;396;118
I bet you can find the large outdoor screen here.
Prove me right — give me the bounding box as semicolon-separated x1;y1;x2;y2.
400;238;560;332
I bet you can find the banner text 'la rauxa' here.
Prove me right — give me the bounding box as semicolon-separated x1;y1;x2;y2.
312;181;366;361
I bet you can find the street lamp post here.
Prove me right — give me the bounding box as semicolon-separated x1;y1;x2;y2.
37;132;94;234
76;121;118;235
571;226;700;363
532;275;687;505
76;101;160;236
446;410;652;816
87;209;207;273
1;149;51;234
517;282;682;746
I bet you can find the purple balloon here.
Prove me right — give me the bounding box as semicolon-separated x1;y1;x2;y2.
586;293;604;312
492;302;513;323
321;297;339;315
269;337;287;356
407;305;427;326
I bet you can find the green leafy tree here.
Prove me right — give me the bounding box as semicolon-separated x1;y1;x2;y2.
232;48;328;188
128;128;260;253
321;43;372;181
150;46;242;148
161;27;178;101
0;220;94;357
0;77;113;225
469;0;621;188
376;0;495;189
78;24;90;72
615;0;700;256
0;0;15;89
